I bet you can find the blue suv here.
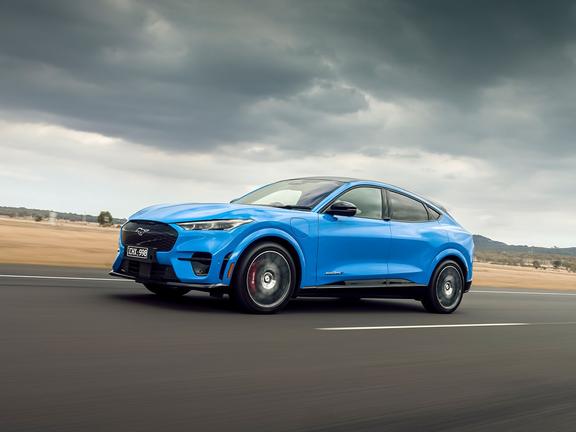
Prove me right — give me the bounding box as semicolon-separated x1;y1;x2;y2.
111;177;474;314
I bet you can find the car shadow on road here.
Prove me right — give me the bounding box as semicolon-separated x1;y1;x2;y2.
286;297;425;314
107;292;238;314
107;292;425;315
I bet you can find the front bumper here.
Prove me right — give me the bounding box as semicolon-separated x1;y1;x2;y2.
112;221;248;287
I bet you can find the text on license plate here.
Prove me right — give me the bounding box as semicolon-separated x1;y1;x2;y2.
126;246;149;259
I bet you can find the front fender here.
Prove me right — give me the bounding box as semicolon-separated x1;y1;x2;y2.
224;228;308;286
428;248;473;284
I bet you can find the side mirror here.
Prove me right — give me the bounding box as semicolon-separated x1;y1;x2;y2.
326;201;357;217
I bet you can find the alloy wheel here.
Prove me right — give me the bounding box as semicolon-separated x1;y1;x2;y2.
435;265;463;309
245;250;292;309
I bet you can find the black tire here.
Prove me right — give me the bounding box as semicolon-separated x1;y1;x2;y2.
144;283;191;298
422;260;464;314
231;242;296;314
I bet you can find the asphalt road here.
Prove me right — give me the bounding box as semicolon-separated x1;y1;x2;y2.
1;264;575;432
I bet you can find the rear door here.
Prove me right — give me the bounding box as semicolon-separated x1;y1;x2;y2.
386;190;446;285
316;187;391;286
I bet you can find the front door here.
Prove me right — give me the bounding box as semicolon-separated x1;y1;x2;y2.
316;187;390;286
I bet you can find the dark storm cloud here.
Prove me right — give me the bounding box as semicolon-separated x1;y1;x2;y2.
310;0;576;93
0;0;332;148
0;0;575;157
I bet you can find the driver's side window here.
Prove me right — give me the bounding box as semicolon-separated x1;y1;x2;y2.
336;187;382;219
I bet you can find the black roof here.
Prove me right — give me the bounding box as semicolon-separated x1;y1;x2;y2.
289;176;448;213
291;176;362;182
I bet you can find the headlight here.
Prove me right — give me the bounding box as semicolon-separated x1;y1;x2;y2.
177;219;253;231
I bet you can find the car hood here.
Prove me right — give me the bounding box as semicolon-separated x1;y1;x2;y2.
129;203;308;224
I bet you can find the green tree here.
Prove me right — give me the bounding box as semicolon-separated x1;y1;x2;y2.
97;211;113;226
552;260;563;269
532;260;541;269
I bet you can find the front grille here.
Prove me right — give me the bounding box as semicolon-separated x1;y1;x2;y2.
122;221;178;251
119;259;178;282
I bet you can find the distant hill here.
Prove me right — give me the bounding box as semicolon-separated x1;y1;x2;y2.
473;235;576;257
0;206;126;225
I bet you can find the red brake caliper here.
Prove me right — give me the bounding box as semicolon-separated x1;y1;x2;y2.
248;261;259;294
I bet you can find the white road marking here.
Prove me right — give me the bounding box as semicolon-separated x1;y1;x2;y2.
0;274;131;282
472;290;576;296
1;274;575;296
317;322;576;331
317;323;529;331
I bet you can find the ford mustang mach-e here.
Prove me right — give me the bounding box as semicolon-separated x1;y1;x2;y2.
110;177;474;314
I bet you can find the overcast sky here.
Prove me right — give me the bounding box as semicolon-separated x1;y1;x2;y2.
1;0;575;246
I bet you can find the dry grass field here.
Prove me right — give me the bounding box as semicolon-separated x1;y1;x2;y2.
473;262;576;291
1;217;575;290
0;217;118;268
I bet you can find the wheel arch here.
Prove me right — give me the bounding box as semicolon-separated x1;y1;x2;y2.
226;229;305;290
429;248;470;284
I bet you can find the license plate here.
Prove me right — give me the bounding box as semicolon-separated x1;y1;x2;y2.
126;246;149;260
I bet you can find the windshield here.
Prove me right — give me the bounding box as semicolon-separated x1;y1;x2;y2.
234;179;344;210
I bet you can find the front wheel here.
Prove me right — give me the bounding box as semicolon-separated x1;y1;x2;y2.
144;283;191;298
422;260;464;314
231;242;296;314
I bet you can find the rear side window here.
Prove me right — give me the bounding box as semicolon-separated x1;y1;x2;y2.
336;187;382;219
388;191;428;222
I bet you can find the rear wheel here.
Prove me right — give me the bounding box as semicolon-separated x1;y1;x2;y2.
144;283;190;298
231;242;296;314
422;260;464;313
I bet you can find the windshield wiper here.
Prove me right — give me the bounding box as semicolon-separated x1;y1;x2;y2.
271;204;312;211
